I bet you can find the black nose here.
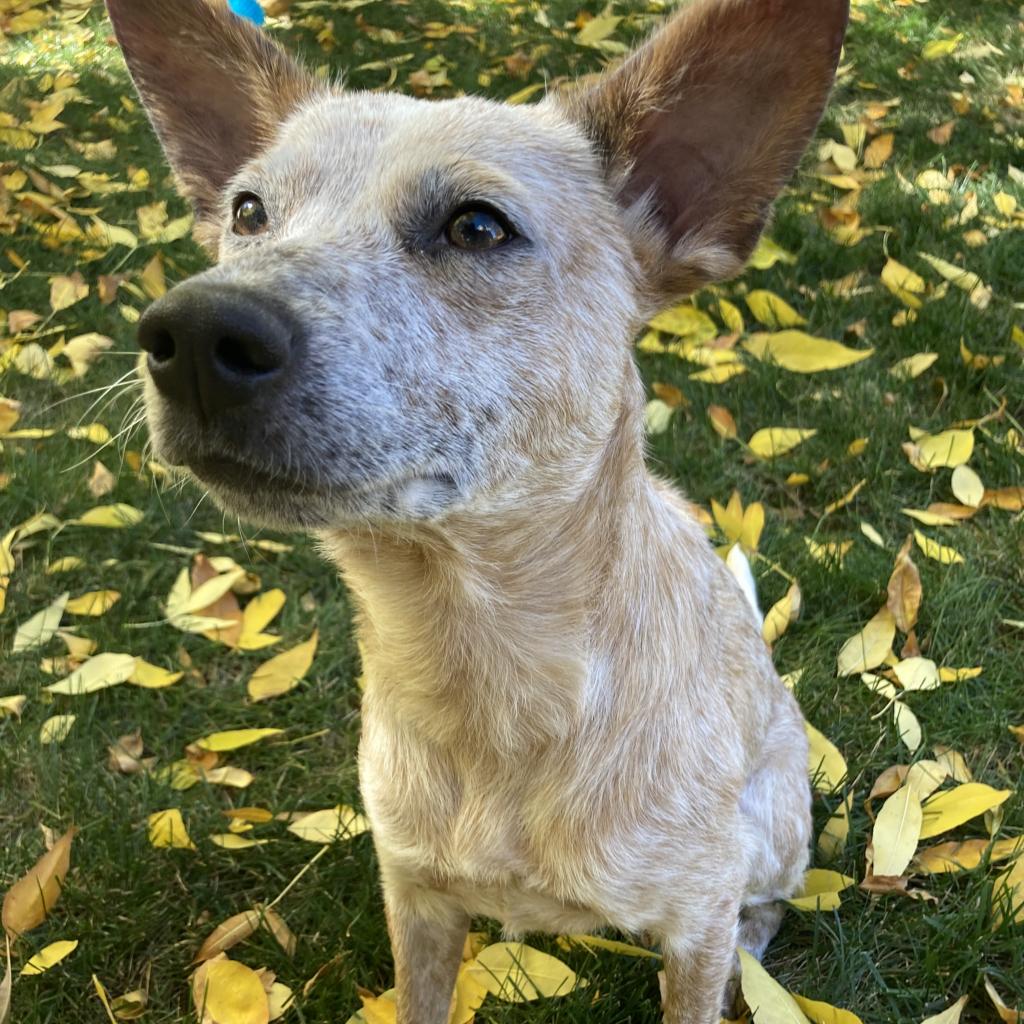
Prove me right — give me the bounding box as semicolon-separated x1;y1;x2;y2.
137;281;297;415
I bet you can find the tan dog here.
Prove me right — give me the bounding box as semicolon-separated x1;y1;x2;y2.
108;0;847;1018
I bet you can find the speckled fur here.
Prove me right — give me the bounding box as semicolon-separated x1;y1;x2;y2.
109;0;847;1018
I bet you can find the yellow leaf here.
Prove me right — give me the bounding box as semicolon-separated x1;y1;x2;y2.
742;331;873;373
889;352;938;380
140;254;166;300
240;589;286;640
49;273;88;313
65;589;120;616
938;666;983;683
920;996;969;1024
707;405;738;440
837;606;895;675
66;423;111;445
248;630;318;702
128;660;184;689
20;939;79;976
148;809;196;850
762;583;802;645
805;722;847;795
993;192;1017;216
1;828;76;938
562;935;660;958
918;252;991;309
902;507;958;527
0;697;27;720
287;806;369;844
46;557;84;575
824;479;866;515
193;958;269;1024
887;539;922;632
68;504;144;528
466;942;584;1002
745;290;807;329
913;530;964;565
918;783;1013;840
747;236;797;269
872;782;923;877
39;715;76;745
893;657;940;691
787;869;856;911
689;363;747;383
647;304;717;340
748;428;816;459
951;465;984;508
792;993;865;1024
984;978;1023;1024
737;948;810;1023
194;729;283;753
195;912;262;964
862;132;894;169
818;792;853;861
644;399;674;435
805;539;853;567
881;258;927;309
921;34;963;60
45;652;137;695
13;593;69;653
904;429;974;471
991;855;1024;927
715;299;745;334
914;836;1024;875
575;14;622;46
210;834;269;851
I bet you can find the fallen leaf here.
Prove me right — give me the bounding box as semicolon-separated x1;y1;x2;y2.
792;992;865;1024
20;939;79;976
890;352;938;380
745;290;807;329
763;583;802;645
893;657;940;691
562;935;660;958
195;912;262;964
742;331;873;373
647;304;717;340
919;784;1013;839
787;869;856;911
984;977;1023;1023
287;806;369;844
193;957;270;1024
194;729;283;753
65;590;120;616
128;660;184;689
737;948;810;1023
148;809;196;850
881;258;927;308
44;652;137;695
68;504;144;528
806;722;847;794
1;828;76;937
248;631;318;702
837;607;896;675
466;942;584;1002
903;429;974;471
887;539;922;632
748;428;817;459
88;461;115;498
39;715;76;745
13;593;69;653
49;273;88;312
914;530;964;565
863;133;894;169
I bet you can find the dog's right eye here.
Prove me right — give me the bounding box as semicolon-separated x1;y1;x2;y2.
232;193;269;237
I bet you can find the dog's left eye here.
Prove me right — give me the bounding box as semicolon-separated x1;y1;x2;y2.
445;206;513;251
232;193;269;236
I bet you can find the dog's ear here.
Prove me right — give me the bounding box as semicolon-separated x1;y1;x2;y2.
106;0;316;238
566;0;848;303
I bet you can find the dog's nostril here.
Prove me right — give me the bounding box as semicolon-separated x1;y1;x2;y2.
214;334;278;377
149;329;175;364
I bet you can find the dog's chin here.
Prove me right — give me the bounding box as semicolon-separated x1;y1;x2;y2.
182;456;466;532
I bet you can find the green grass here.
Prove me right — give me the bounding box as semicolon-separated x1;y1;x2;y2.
1;0;1023;1021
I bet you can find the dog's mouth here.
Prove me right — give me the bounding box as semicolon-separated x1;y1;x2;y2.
188;454;320;495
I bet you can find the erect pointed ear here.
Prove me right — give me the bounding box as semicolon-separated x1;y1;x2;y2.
565;0;848;304
106;0;318;241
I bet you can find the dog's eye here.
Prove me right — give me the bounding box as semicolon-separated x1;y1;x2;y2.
445;206;513;251
232;193;269;237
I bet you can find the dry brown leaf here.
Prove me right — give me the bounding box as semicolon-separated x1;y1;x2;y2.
927;120;956;145
984;978;1023;1023
194;911;262;964
1;828;77;937
887;537;922;632
88;460;115;498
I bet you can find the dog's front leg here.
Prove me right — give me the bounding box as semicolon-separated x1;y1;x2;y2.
384;880;470;1024
660;910;740;1024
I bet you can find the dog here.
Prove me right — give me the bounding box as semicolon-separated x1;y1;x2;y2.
107;0;848;1018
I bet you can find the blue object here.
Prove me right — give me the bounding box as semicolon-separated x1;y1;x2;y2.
228;0;265;26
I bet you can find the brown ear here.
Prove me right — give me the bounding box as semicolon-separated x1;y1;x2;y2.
566;0;848;301
106;0;317;237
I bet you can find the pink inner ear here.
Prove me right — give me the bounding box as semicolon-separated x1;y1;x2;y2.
573;0;848;282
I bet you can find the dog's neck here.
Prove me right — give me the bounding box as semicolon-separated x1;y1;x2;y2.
321;374;659;756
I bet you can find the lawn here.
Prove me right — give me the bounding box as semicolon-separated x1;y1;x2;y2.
1;0;1022;1022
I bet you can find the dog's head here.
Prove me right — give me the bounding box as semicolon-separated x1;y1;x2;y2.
110;0;847;530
